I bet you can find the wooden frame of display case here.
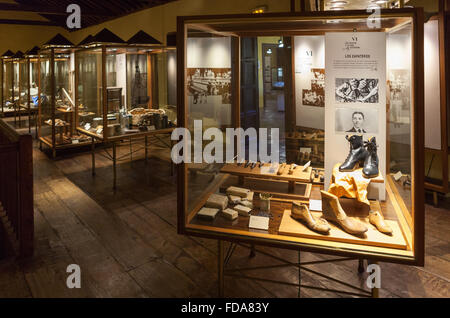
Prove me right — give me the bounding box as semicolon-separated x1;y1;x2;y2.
38;45;83;158
1;52;15;116
75;42;176;189
177;9;425;268
423;0;449;195
75;44;165;142
20;48;40;135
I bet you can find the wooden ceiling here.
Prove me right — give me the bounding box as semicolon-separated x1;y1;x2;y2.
0;0;178;28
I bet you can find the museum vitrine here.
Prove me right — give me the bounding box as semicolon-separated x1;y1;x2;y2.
177;9;425;265
22;46;41;134
12;51;24;120
75;29;175;141
1;50;15;115
38;34;84;158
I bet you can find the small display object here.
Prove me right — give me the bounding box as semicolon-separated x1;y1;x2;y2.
177;9;425;266
75;29;175;142
1;50;15;115
38;34;87;158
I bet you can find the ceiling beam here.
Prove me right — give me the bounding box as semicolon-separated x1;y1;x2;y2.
0;3;112;16
0;19;59;26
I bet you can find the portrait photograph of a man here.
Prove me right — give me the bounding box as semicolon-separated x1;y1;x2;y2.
335;78;379;103
335;108;378;134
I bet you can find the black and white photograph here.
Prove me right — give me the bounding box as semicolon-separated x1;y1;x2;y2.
335;107;379;134
186;68;231;105
335;78;379;103
302;68;325;107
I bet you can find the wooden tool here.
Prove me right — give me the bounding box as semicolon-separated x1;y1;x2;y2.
288;164;298;175
277;163;287;175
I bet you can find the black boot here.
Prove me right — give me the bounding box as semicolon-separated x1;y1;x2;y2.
363;137;379;178
339;135;368;172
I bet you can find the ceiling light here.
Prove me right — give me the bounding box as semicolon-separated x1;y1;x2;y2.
372;0;388;4
330;6;345;10
252;5;267;14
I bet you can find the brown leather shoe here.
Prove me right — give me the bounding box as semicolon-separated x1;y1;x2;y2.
369;210;393;235
320;190;368;236
291;202;330;234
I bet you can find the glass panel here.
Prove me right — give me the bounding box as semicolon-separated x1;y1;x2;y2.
13;60;19;106
77;48;103;136
182;15;417;260
154;49;177;123
39;51;52;144
19;59;29;110
3;60;14;112
387;23;412;215
126;49;149;110
30;59;39;110
185;29;233;213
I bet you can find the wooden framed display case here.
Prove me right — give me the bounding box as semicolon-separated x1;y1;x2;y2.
75;29;175;142
177;9;425;266
423;0;449;194
1;50;15;115
38;34;84;158
18;46;40;134
21;46;40;137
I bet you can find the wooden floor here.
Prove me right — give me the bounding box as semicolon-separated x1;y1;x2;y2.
0;135;449;298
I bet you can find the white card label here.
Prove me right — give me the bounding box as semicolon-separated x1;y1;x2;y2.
249;216;269;231
309;199;322;212
393;171;403;181
149;125;156;131
300;147;312;154
72;139;79;144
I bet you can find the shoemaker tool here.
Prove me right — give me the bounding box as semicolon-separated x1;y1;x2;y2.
250;162;257;169
244;161;252;168
288;164;298;175
277;163;287;175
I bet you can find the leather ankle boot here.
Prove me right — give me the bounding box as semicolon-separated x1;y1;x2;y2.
291;202;330;234
339;135;368;172
363;137;379;178
320;191;368;236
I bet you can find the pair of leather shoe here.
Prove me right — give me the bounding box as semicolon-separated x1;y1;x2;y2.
339;135;379;178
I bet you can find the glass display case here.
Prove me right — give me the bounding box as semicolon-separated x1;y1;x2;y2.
23;46;41;134
1;50;15;115
75;29;175;141
177;9;425;266
38;34;84;158
12;51;23;122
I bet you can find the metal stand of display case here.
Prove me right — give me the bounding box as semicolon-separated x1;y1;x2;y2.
87;128;175;189
218;241;379;298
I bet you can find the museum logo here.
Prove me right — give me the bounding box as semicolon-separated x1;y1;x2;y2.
170;120;280;168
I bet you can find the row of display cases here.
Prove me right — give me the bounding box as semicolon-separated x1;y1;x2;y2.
2;29;178;157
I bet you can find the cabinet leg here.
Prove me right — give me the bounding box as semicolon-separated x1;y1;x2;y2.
249;244;256;258
145;136;148;164
433;191;438;207
218;240;224;298
113;142;117;190
91;138;96;176
358;259;365;273
298;251;301;298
